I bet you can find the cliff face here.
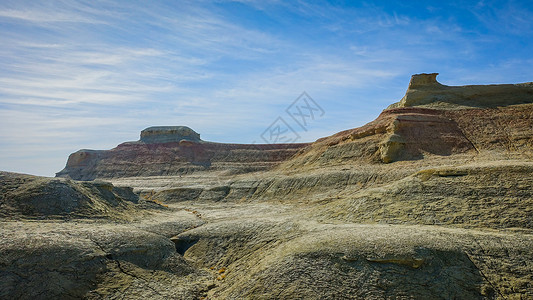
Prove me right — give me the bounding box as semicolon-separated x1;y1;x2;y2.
56;127;308;180
280;104;531;171
282;74;533;168
283;107;476;167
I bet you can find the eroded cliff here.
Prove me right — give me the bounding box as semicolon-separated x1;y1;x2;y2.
57;127;308;180
389;73;533;108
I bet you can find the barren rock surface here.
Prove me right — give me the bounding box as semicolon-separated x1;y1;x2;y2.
0;172;142;220
2;75;532;299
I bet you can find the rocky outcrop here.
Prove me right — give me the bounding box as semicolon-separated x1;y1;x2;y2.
56;127;309;180
389;73;533;108
3;200;532;299
175;216;532;299
0;172;142;220
283;103;532;166
57;75;533;180
315;161;533;229
0;218;209;299
140;126;201;144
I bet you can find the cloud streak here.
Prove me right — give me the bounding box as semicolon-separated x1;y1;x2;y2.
1;0;532;176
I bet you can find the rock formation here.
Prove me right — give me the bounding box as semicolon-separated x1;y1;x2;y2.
140;126;201;144
0;171;141;220
2;74;532;299
56;127;309;180
57;74;533;181
285;84;532;166
389;73;533;108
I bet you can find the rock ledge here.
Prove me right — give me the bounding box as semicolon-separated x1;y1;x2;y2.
140;126;201;144
389;73;533;108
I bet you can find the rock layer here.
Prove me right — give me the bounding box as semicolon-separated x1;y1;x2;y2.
57;74;533;180
140;126;201;144
57;127;309;180
283;103;532;167
0;172;141;220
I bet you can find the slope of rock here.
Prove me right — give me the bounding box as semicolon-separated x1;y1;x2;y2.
170;204;533;299
282;103;532;169
314;161;533;230
0;214;209;299
0;172;142;220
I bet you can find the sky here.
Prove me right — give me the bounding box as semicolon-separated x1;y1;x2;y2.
1;0;533;176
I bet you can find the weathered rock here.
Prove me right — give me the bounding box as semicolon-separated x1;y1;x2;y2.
0;221;210;300
0;172;141;220
380;133;406;163
283;103;532;166
389;73;533;108
140;126;201;144
57;127;309;180
170;208;533;299
316;161;533;230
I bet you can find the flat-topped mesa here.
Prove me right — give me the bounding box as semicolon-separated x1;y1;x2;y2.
140;126;201;144
391;73;533;108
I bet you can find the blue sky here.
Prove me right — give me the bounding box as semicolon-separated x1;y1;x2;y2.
1;0;533;176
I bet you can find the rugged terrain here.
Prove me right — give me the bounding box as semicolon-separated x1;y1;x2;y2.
1;73;533;299
56;126;308;181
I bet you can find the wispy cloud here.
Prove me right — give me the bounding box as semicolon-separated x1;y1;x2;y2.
0;8;104;24
469;0;533;35
1;0;532;176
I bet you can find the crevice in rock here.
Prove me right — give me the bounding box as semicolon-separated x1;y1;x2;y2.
451;119;480;154
88;237;108;256
173;236;200;255
464;249;507;300
113;260;163;296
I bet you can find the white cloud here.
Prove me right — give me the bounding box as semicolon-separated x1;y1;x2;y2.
0;8;104;24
